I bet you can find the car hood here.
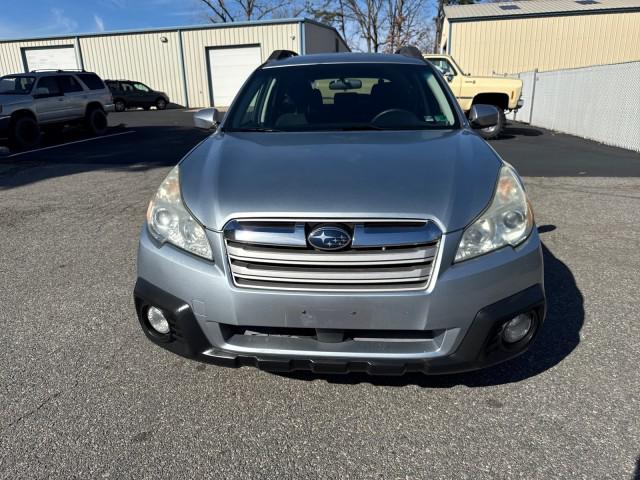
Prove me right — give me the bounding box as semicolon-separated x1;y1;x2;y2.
180;129;502;232
0;94;32;106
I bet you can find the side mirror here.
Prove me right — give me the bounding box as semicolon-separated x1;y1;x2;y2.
194;108;222;130
33;87;50;98
445;73;454;83
469;104;499;129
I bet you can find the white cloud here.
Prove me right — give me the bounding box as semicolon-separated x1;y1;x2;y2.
0;9;79;39
45;8;79;34
94;14;106;32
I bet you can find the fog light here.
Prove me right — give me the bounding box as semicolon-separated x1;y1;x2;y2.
502;313;533;343
147;306;170;334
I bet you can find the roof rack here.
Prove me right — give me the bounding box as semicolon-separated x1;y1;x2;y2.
395;46;426;63
29;68;87;73
267;50;298;62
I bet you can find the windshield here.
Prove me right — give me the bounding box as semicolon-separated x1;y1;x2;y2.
225;63;459;132
0;76;36;95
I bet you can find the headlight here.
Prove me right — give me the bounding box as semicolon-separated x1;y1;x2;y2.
455;165;533;262
146;165;212;260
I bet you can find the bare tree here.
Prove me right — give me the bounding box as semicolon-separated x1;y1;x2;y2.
199;0;297;22
384;0;433;53
434;0;474;53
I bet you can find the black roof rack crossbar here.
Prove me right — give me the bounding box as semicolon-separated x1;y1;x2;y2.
29;68;87;73
395;46;426;63
267;50;298;62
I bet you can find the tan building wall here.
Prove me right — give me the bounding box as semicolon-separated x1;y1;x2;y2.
181;22;300;107
304;22;350;54
0;37;79;74
1;20;348;109
80;31;186;106
447;12;640;75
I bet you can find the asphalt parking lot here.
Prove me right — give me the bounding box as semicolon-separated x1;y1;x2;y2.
1;110;639;479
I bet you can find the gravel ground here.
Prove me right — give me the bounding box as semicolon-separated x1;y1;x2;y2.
0;115;638;479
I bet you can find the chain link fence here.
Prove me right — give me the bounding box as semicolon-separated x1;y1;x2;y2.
507;62;640;152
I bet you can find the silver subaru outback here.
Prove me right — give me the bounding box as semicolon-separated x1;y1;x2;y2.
134;50;545;375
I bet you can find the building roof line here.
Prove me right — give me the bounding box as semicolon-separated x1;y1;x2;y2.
0;17;341;44
445;0;640;21
447;5;640;22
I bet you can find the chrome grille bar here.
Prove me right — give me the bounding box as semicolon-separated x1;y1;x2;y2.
223;220;441;292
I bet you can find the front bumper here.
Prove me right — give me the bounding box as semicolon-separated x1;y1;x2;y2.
134;226;546;375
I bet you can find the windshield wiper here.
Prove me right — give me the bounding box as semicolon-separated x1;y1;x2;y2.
330;125;386;131
230;127;281;132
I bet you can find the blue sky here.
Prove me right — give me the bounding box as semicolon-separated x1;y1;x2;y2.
0;0;213;40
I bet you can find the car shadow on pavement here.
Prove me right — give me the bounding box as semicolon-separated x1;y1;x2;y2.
279;233;584;388
0;125;209;190
498;123;544;140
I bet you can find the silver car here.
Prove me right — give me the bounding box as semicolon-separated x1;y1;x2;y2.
134;51;545;375
0;71;114;149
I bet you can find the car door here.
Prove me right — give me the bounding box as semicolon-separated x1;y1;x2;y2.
120;82;137;106
33;76;66;123
58;75;86;118
132;82;155;107
429;58;462;98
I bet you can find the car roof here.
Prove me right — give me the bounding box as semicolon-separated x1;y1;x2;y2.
262;52;428;68
5;71;97;78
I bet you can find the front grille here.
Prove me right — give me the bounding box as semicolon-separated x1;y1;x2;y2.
223;220;442;292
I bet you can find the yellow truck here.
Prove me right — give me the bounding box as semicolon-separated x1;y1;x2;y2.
425;54;523;139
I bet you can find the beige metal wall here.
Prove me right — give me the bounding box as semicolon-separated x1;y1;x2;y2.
449;12;640;75
80;31;186;106
181;23;300;108
0;21;348;109
0;37;78;75
304;23;350;54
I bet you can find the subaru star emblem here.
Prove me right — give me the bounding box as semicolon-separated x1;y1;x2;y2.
308;226;351;251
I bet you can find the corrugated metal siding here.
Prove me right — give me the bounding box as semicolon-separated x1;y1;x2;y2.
304;23;349;54
182;23;299;107
80;32;185;106
451;12;640;75
0;37;76;75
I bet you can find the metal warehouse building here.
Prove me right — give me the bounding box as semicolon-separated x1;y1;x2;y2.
0;19;349;108
440;0;640;75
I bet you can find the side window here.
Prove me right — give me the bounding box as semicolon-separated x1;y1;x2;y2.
133;83;150;92
121;83;134;92
36;76;62;96
76;73;106;90
59;75;83;93
106;81;120;91
430;59;455;77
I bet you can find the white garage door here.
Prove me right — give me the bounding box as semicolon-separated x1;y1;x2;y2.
24;46;79;72
208;46;261;107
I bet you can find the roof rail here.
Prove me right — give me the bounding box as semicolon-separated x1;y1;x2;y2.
29;68;87;73
395;46;426;63
267;50;298;62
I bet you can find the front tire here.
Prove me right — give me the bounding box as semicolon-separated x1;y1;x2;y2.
155;98;167;110
10;116;41;150
85;108;108;136
478;108;505;140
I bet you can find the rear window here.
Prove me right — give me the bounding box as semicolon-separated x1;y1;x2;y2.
77;73;105;90
106;81;120;91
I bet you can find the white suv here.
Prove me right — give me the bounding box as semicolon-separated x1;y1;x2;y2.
0;70;114;149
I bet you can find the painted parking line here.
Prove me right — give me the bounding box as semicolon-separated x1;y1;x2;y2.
6;130;136;158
